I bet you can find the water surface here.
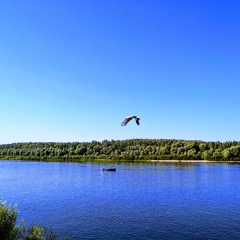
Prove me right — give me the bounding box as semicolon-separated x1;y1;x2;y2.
0;160;240;239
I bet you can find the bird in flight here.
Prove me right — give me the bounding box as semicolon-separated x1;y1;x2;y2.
121;116;141;126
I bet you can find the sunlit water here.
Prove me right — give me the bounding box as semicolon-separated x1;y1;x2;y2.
0;160;240;239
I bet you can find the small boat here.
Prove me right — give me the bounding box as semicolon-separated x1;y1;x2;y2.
101;167;116;172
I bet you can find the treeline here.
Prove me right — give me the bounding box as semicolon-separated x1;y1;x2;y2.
0;139;239;162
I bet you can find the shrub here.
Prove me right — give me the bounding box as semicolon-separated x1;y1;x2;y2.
17;222;57;240
0;199;18;240
0;198;72;240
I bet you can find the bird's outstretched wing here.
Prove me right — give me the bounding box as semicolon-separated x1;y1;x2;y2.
121;116;136;126
136;118;140;125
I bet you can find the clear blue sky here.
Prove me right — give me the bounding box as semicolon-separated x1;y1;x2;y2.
0;0;239;144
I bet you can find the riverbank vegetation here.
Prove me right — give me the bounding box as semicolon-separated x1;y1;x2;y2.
0;139;239;162
0;199;72;239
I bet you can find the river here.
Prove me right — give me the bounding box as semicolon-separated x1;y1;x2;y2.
0;160;240;239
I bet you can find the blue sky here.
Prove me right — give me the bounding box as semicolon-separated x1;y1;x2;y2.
0;0;239;143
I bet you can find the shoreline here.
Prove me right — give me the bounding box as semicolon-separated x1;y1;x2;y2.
149;160;240;163
150;160;210;163
0;158;240;164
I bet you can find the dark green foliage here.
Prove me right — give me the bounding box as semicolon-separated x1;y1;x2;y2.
0;139;239;161
0;199;18;240
17;222;57;240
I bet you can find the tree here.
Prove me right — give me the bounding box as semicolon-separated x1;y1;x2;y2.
202;149;214;160
213;149;222;160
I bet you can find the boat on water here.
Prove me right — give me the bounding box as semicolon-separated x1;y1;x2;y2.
101;167;116;172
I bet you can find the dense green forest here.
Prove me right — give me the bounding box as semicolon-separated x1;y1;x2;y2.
0;139;239;162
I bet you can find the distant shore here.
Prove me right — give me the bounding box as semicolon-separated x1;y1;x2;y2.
1;140;239;162
0;158;240;163
150;160;240;163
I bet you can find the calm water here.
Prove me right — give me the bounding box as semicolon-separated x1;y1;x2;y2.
0;160;240;239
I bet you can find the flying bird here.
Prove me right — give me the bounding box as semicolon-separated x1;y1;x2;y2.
121;116;141;126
